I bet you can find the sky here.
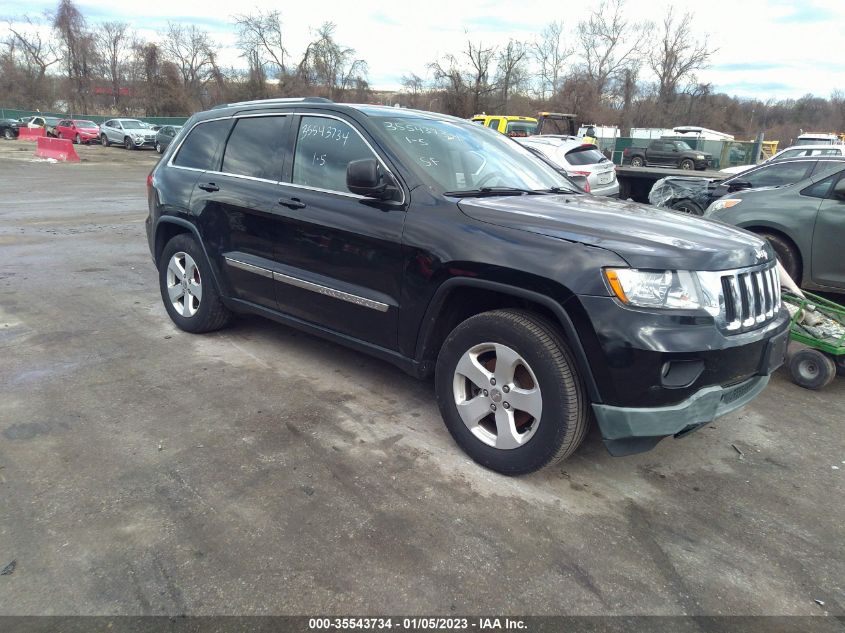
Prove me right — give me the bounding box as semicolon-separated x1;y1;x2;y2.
4;0;845;101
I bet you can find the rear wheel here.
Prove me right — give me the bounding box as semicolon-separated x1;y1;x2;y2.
435;309;589;475
669;199;704;216
159;234;232;334
3;128;13;140
835;355;845;377
756;231;801;282
788;348;836;390
680;158;695;170
630;156;644;167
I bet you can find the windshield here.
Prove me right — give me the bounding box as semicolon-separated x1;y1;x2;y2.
75;120;97;127
122;120;147;129
374;116;576;194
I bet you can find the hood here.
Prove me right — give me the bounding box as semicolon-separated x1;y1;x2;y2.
458;193;772;271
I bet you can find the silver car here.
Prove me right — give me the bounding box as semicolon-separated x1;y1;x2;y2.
516;136;619;196
100;118;157;150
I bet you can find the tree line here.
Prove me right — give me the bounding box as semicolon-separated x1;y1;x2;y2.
2;0;843;144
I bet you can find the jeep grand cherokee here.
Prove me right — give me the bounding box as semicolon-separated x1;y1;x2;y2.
145;98;789;475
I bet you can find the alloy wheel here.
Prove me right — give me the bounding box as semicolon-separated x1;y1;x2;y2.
452;342;543;450
166;252;203;317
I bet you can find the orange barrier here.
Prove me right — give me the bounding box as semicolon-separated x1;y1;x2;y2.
35;136;80;162
18;127;46;140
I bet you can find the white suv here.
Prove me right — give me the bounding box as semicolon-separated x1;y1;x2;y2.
100;118;157;150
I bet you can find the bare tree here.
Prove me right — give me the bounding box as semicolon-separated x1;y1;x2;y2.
234;9;288;85
53;0;98;112
465;39;497;115
95;21;129;109
496;39;527;109
160;23;215;107
648;7;712;111
576;0;650;101
305;22;367;101
532;21;571;100
7;17;61;81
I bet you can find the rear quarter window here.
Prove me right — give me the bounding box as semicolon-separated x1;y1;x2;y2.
172;119;232;171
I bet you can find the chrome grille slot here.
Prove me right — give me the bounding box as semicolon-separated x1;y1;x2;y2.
706;263;781;333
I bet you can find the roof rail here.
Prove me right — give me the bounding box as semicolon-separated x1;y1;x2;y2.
212;96;333;110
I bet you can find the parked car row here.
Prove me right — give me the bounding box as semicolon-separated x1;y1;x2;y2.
0;115;182;153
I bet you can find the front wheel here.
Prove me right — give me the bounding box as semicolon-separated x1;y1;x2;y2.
835;355;845;377
756;231;801;282
680;158;694;170
124;137;134;150
788;348;836;390
74;133;81;144
101;134;110;147
3;128;13;140
159;234;233;334
155;141;163;154
669;199;704;216
435;309;589;475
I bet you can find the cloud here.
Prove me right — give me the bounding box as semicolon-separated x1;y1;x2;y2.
771;2;837;23
713;62;782;72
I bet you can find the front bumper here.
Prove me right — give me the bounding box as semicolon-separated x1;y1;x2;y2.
572;293;789;455
594;374;771;456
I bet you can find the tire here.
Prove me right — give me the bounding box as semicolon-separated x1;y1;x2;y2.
435;309;589;475
680;159;694;170
756;231;801;282
158;234;232;334
630;156;644;167
788;348;836;390
669;199;704;216
74;133;81;145
3;128;13;140
156;141;163;154
835;355;845;377
101;134;110;147
124;137;134;150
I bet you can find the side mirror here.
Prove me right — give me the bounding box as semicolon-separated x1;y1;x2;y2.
346;158;398;200
728;180;752;192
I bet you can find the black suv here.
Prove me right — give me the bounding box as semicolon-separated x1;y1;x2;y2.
146;98;789;475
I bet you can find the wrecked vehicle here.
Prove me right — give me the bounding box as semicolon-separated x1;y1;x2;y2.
147;98;789;475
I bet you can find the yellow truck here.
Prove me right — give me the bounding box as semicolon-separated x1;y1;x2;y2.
471;115;537;137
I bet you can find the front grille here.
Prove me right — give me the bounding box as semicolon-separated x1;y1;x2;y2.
720;265;780;332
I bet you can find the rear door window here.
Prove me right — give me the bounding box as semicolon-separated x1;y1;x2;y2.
486;118;502;131
172;119;231;171
291;115;377;194
565;146;607;165
221;116;288;181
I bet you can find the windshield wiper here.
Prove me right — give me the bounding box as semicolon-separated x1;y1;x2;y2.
444;187;545;197
537;186;578;194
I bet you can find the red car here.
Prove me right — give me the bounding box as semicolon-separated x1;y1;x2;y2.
55;119;100;144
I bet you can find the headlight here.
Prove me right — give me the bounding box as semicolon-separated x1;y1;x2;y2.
705;198;742;215
604;269;701;309
696;154;705;160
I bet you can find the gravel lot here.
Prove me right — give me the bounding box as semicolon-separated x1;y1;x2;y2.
0;139;843;617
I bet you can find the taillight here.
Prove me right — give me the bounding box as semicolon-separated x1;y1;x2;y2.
582;181;591;193
146;172;153;191
623;147;630;155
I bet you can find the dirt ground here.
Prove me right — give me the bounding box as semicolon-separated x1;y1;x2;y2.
0;143;843;618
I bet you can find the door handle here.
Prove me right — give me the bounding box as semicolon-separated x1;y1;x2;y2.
279;197;306;210
198;182;219;192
